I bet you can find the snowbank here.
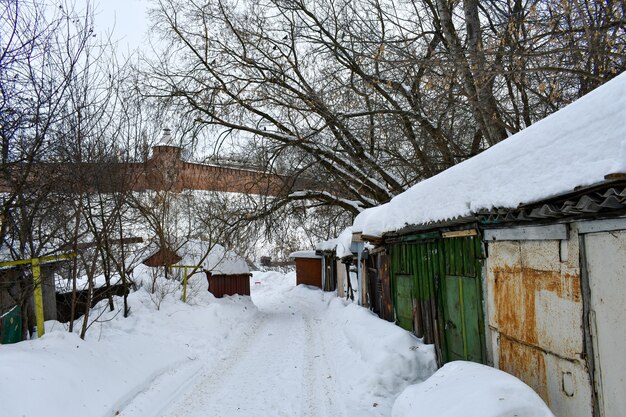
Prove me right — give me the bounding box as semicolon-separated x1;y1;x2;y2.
0;275;258;417
392;361;555;417
354;72;626;237
250;270;297;305
324;298;437;394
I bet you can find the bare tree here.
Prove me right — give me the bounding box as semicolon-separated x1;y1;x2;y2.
0;0;101;244
0;0;159;338
0;0;104;337
142;0;624;221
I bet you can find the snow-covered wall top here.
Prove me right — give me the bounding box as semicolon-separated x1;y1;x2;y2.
179;241;249;275
289;250;321;259
315;227;354;259
354;72;626;237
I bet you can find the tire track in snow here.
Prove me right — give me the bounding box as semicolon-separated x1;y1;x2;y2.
156;312;269;417
158;310;308;417
116;312;266;417
301;313;345;417
120;288;347;417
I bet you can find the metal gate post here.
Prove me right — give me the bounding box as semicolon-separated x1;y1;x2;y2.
171;265;202;303
182;268;188;303
0;253;75;340
31;258;45;338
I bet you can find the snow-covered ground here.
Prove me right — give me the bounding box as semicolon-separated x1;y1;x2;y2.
0;270;553;417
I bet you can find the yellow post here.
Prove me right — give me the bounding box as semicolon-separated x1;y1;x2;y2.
0;253;75;339
170;265;201;303
31;258;45;338
182;268;188;303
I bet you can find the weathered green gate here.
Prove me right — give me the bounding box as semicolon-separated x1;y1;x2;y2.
1;305;22;344
394;273;414;331
389;233;440;346
441;235;486;363
389;232;486;365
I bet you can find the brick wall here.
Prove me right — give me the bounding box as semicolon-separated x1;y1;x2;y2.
0;144;306;196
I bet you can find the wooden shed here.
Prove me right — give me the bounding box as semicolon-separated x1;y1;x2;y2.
315;227;356;296
350;72;626;417
289;251;322;288
353;229;486;367
0;260;66;342
142;246;181;268
144;240;251;298
55;282;129;323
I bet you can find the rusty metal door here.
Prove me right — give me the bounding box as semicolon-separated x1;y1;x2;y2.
441;235;486;363
583;230;626;417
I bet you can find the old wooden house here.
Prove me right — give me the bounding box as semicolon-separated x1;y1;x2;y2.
351;72;626;417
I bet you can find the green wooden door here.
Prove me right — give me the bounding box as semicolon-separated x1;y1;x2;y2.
389;234;485;365
390;243;417;333
395;274;414;331
442;235;485;363
390;238;440;344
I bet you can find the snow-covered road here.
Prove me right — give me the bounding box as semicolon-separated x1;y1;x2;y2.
159;288;345;417
0;270;555;417
1;271;438;417
104;271;440;417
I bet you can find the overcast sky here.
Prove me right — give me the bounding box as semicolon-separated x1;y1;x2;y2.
84;0;151;58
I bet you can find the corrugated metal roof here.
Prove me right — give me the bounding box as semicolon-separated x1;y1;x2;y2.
478;181;626;225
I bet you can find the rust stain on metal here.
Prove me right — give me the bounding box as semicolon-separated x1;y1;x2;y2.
499;336;549;402
493;266;580;345
493;264;582;405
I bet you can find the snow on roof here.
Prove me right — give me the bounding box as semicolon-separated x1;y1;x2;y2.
155;128;179;147
354;72;626;237
289;250;321;259
178;240;249;275
315;227;354;258
55;273;122;293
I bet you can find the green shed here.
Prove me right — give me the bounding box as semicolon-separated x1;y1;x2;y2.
387;229;486;366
